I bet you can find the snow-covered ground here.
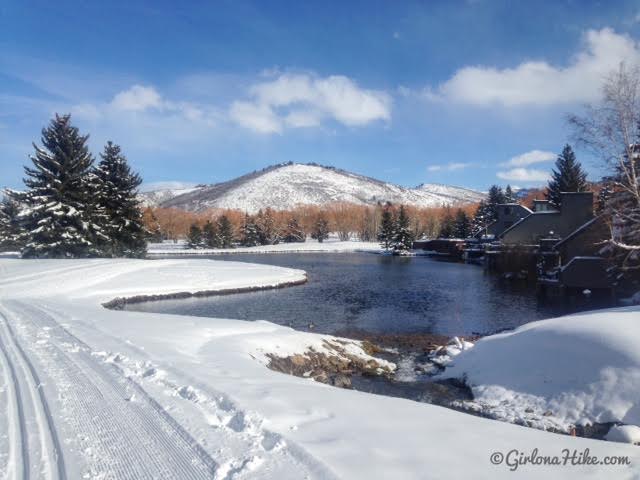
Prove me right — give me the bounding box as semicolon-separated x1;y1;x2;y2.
147;238;382;255
442;307;640;435
0;258;639;479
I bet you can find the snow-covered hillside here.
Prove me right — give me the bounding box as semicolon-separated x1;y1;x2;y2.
139;186;200;207
143;163;485;213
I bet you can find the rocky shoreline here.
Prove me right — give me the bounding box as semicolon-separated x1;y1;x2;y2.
266;331;620;442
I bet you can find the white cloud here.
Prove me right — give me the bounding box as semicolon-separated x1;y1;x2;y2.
230;73;391;134
427;162;472;172
111;85;163;111
72;84;220;130
229;101;282;134
501;150;556;167
427;28;640;107
497;168;550;182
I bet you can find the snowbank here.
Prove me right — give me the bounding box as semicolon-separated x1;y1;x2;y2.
147;238;382;256
1;258;639;479
443;307;640;437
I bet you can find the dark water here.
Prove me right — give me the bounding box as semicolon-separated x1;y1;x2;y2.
126;253;611;336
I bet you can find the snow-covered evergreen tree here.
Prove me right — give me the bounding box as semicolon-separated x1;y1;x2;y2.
282;217;306;243
10;114;97;258
471;200;492;237
377;207;394;250
311;215;330;243
546;145;588;207
217;215;235;248
187;224;202;248
240;214;260;246
454;209;471;239
486;185;506;223
391;205;414;253
202;220;219;248
504;185;515;203
93;141;146;257
0;196;23;251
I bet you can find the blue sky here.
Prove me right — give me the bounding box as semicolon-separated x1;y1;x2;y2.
2;0;640;192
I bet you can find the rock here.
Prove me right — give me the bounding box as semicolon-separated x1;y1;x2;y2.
331;374;352;389
290;354;307;367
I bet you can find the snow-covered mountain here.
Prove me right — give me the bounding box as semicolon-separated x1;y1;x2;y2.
142;163;485;213
139;187;201;208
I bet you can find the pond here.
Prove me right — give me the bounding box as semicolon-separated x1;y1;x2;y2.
126;253;610;336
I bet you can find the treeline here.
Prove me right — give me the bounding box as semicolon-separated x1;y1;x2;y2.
143;202;481;247
0;114;146;258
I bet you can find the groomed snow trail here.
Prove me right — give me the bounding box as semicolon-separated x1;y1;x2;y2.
0;300;328;479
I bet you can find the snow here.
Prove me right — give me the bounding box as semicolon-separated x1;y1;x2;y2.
148;238;382;255
145;164;485;213
442;307;640;435
0;258;639;478
606;425;640;444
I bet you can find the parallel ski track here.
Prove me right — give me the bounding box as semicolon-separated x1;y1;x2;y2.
0;308;66;480
0;300;219;480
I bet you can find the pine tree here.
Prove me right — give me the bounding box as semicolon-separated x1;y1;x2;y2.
217;215;235;248
438;208;455;238
282;217;306;243
240;214;260;246
504;185;515;203
0;197;22;251
187;224;202;248
546;144;588;207
471;200;492;237
486;185;506;222
10;114;97;258
202;220;219;248
391;205;414;253
93;141;146;257
311;214;330;243
377;207;394;250
454;209;471;239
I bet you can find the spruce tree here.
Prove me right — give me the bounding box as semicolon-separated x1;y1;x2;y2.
202;220;220;248
377;207;394;250
454;209;471;239
0;197;22;251
93;141;146;257
217;215;235;248
240;214;260;246
546;144;588;207
486;185;506;222
391;205;414;253
187;224;202;248
311;214;330;243
283;217;306;243
471;200;492;237
10;114;96;258
504;185;515;203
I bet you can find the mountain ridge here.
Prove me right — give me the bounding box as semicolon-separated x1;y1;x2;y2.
141;162;485;213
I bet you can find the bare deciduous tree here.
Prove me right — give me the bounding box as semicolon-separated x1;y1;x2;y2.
569;63;640;272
